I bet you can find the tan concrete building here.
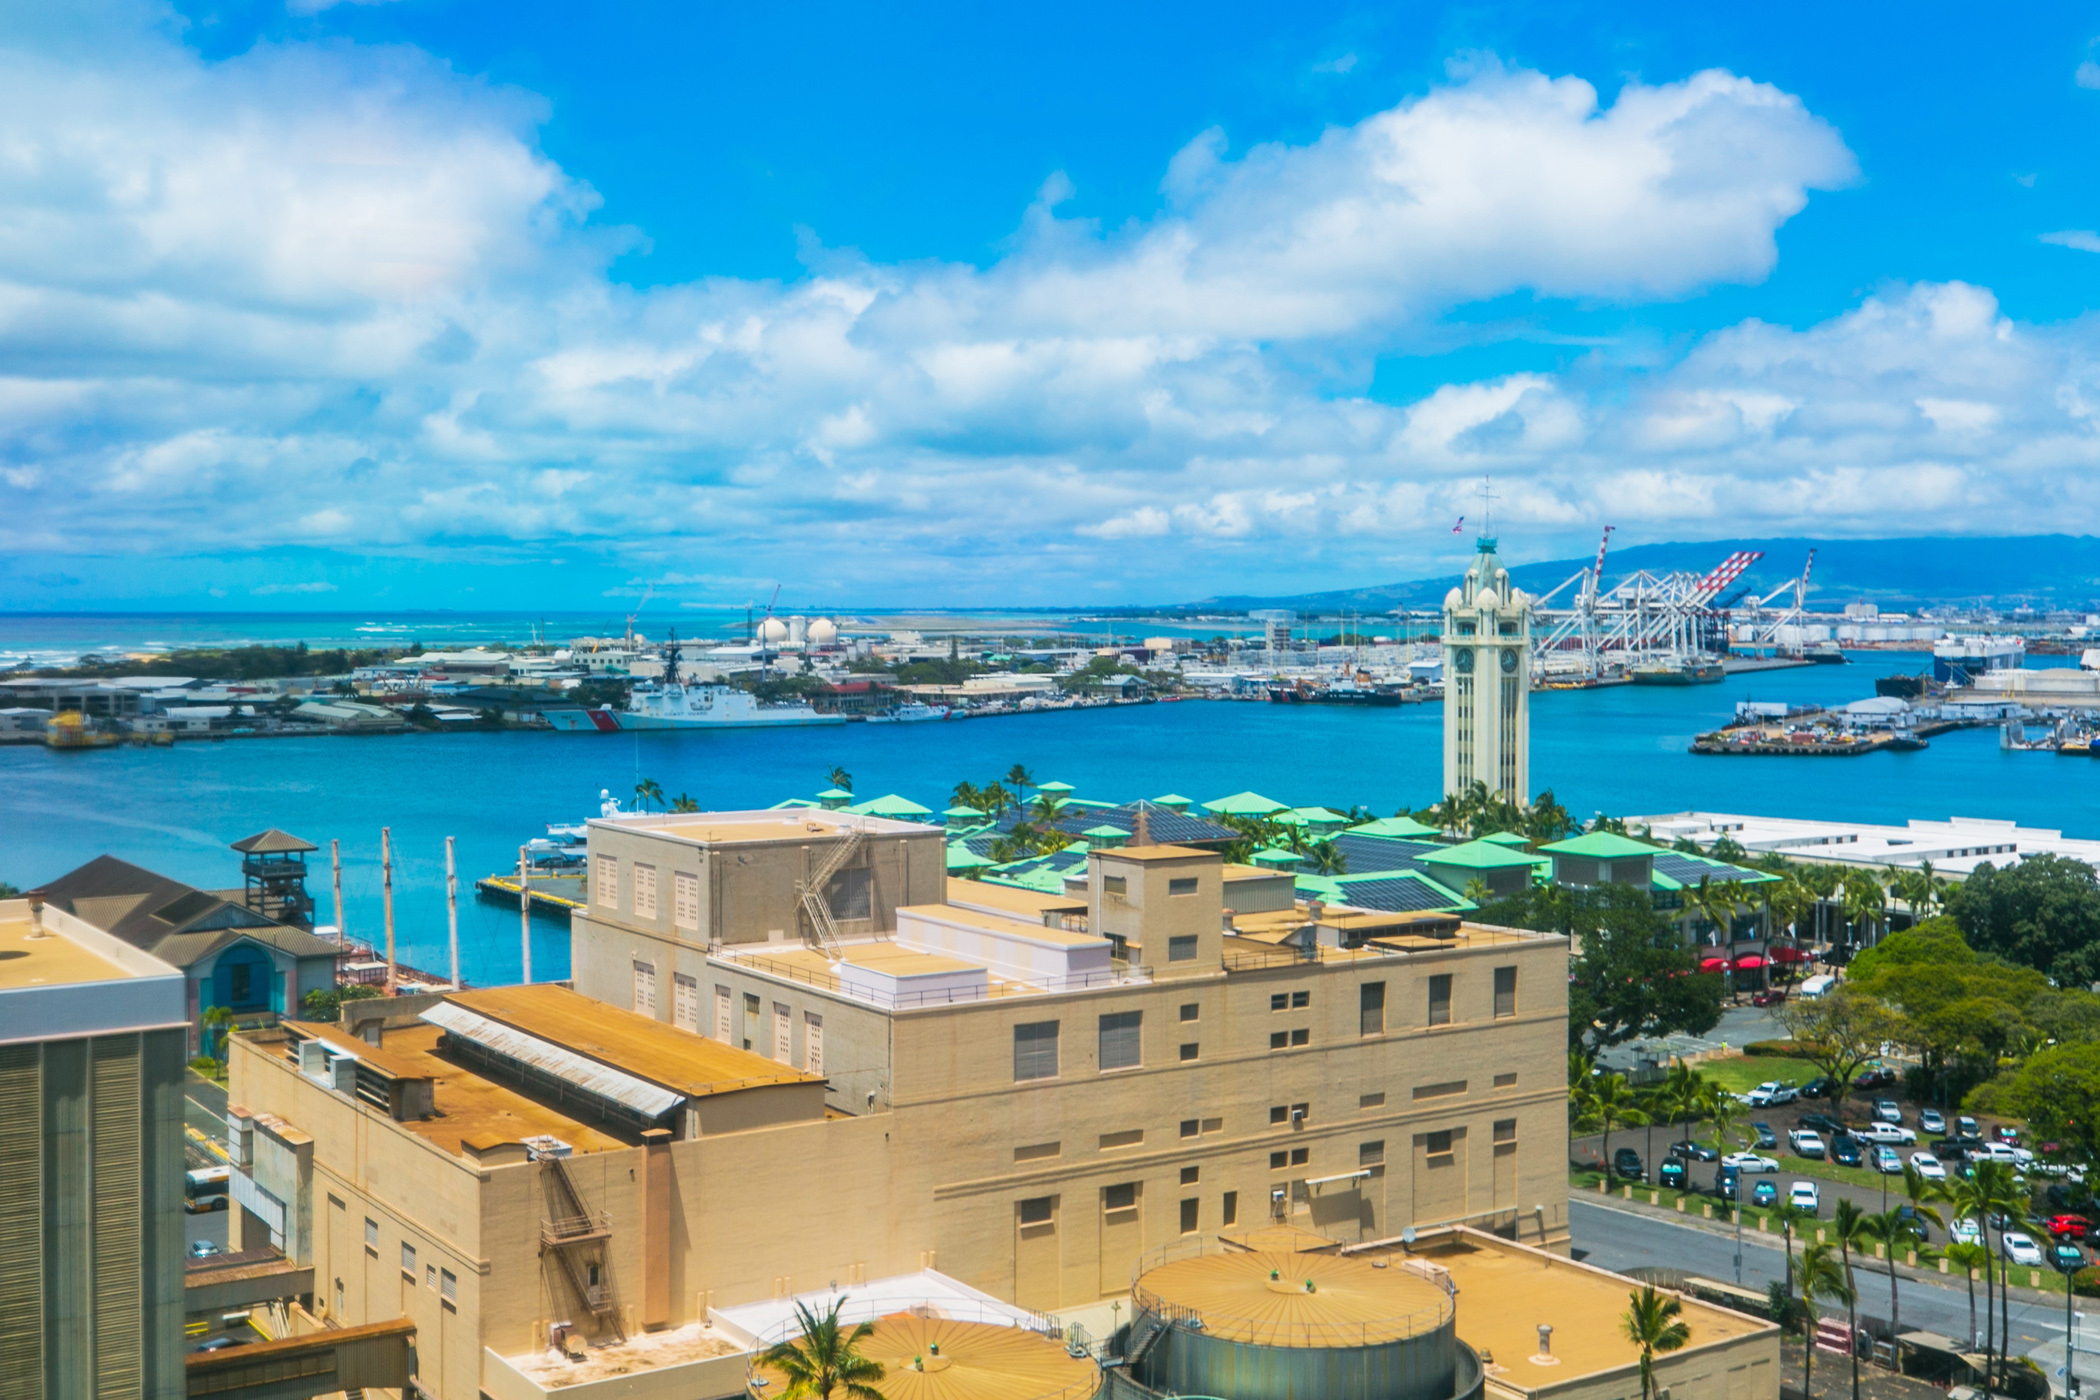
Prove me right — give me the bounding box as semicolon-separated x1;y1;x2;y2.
224;809;1574;1400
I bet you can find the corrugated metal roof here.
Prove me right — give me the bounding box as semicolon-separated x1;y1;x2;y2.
421;1002;684;1119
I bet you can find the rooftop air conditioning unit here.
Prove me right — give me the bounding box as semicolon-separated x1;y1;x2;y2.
522;1135;574;1160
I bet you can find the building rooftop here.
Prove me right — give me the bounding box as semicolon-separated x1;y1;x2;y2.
1135;1245;1452;1347
943;878;1086;921
1093;844;1214;863
446;984;824;1099
593;810;935;848
0;900;188;1045
1373;1230;1773;1392
0;909;130;989
1629;810;2029;876
1537;832;1664;860
901;903;1104;949
749;1312;1096;1400
1418;840;1551;871
33;855;339;969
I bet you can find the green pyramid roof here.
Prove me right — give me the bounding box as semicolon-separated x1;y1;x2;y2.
1480;830;1533;847
1083;824;1130;837
1419;839;1549;870
1538;831;1664;859
1249;847;1302;868
1203;790;1288;816
946;845;997;870
817;787;854;799
848;793;934;818
1346;816;1441;839
1036;780;1076;794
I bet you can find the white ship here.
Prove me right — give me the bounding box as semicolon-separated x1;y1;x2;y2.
618;681;846;729
865;702;951;724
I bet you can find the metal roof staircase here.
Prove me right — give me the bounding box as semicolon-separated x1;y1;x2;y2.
797;824;865;958
540;1154;624;1342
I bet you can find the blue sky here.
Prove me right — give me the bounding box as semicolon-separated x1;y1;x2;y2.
8;1;2100;610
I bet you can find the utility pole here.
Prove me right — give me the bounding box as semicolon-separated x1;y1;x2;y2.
381;827;397;996
445;836;460;990
518;845;533;985
330;838;345;945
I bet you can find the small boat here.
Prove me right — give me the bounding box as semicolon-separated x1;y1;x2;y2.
865;702;951;724
1630;660;1727;686
1874;672;1933;700
1804;642;1848;664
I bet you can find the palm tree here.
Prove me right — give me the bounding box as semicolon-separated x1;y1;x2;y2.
1878;1163;1948;1343
979;781;1012;816
1586;1073;1644;1180
1700;1080;1745;1158
1004;764;1035;810
670;792;701;813
1829;1200;1873;1400
1770;1198;1813;1297
201;1004;237;1064
1799;1242;1853;1400
759;1299;887;1400
633;777;665;813
1462;877;1492;906
1304;840;1347;876
1032;793;1068;828
1942;1240;1989;1352
828;766;854;795
1620;1286;1693;1400
950;780;981;812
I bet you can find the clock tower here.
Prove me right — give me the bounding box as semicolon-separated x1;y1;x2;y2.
1441;535;1532;806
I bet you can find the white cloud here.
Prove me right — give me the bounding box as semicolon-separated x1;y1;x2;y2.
2079;60;2100;90
2043;229;2100;253
252;580;339;594
1081;506;1172;539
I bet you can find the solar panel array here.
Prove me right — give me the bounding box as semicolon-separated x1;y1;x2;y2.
1327;875;1466;913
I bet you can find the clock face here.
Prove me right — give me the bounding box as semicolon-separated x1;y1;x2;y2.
1500;648;1519;674
1454;648;1474;674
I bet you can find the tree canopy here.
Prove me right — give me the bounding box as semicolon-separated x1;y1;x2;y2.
1545;883;1724;1048
1946;853;2100;988
1989;1042;2100;1169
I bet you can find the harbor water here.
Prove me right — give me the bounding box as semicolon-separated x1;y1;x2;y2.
3;649;2094;987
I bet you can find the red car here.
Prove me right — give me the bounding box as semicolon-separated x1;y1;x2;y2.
2048;1214;2093;1240
1752;989;1788;1007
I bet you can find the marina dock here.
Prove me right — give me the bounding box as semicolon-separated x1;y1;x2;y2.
474;871;587;915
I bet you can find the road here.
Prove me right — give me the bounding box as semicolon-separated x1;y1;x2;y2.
183;1069;230;1258
1570;1199;2082;1392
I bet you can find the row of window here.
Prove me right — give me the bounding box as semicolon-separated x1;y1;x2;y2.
594;855;704;930
632;970;831;1074
360;1212;456;1304
1011;971;1518;1082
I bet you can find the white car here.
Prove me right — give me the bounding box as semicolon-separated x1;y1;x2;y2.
1746;1081;1799;1107
1789;1130;1827;1158
1855;1123;1918;1145
1722;1152;1780;1173
1950;1217;1982;1246
1873;1145;1903;1174
2003;1232;2045;1267
1910;1152;1947;1181
1969;1142;2019;1163
1789;1180;1821;1212
1874;1099;1903;1124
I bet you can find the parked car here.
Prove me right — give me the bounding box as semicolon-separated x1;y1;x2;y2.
2051;1242;2086;1272
1895;1205;1932;1240
2003;1232;2045;1267
1799;1113;1842;1135
1830;1134;1864;1168
188;1240;220;1259
1723;1152;1780;1174
1614;1148;1645;1180
1957;1115;1981;1139
1855;1066;1898;1090
1950;1217;1983;1246
1752;988;1788;1007
1753;1122;1779;1149
1970;1142;2020;1165
1997;1124;2022;1144
1874;1145;1904;1175
1855;1123;1918;1145
1790;1129;1828;1159
1801;1077;1841;1100
1930;1136;1966;1159
1752;1179;1779;1207
1789;1180;1822;1213
2047;1214;2093;1240
1747;1082;1800;1108
1659;1159;1688;1190
1919;1108;1947;1134
195;1337;248;1352
1910;1152;1947;1181
1874;1099;1903;1124
1716;1164;1741;1199
1669;1140;1720;1163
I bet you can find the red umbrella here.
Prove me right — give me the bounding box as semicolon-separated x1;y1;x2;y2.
1734;954;1767;970
1699;956;1728;972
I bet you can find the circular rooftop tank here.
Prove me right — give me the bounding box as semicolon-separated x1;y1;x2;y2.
808;617;839;644
748;1310;1096;1400
1132;1244;1471;1400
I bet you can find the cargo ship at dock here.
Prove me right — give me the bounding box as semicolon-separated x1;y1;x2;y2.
1630;659;1727;686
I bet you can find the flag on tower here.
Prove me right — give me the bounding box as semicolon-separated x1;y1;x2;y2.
1451;516;1465;533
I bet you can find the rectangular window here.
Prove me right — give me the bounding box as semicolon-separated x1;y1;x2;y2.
1290;1027;1309;1047
1493;966;1517;1018
1015;1142;1061;1162
826;866;873;921
1168;935;1198;962
1291;990;1310;1009
1360;981;1386;1036
364;1218;378;1249
1103;1183;1137;1212
632;960;657;1017
1270;993;1289;1012
1169;877;1198;897
673;973;698;1032
1180;1119;1200;1139
1271;1104;1288;1124
1270;1150;1289;1169
1494;1118;1517;1144
1493;1071;1517;1088
1180;1198;1200;1233
426;1263;437;1291
1425;1130;1454;1156
1179;1002;1200;1021
774;1002;792;1061
1100;1129;1144;1150
1361;1141;1386;1167
1014;1021;1060;1081
742;993;760;1050
673;870;700;931
1413;1081;1467;1100
1360;1092;1386;1110
1098;1011;1142;1071
715;984;732;1041
593;855;617;909
1019;1197;1054;1226
633;862;658;919
1428;974;1453;1027
1290;1147;1309;1166
1180;1165;1200;1185
1179;1042;1199;1061
1102;875;1127;897
1270;1031;1288;1050
804;1011;824;1075
440;1268;457;1303
1222;1191;1238;1226
401;1241;416;1275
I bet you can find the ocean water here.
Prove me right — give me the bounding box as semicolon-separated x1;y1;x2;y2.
3;648;2096;987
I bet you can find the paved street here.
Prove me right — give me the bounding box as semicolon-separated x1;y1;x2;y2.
183;1068;231;1258
1571;1199;2078;1391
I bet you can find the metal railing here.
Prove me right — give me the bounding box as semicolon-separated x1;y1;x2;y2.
717;948;1151;1009
1128;1236;1455;1350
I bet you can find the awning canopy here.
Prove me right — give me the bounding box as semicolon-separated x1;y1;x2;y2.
1699;956;1728;972
421;1001;685;1120
1734;954;1767;970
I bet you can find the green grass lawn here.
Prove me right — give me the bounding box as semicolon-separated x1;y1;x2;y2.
1700;1056;1822;1094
